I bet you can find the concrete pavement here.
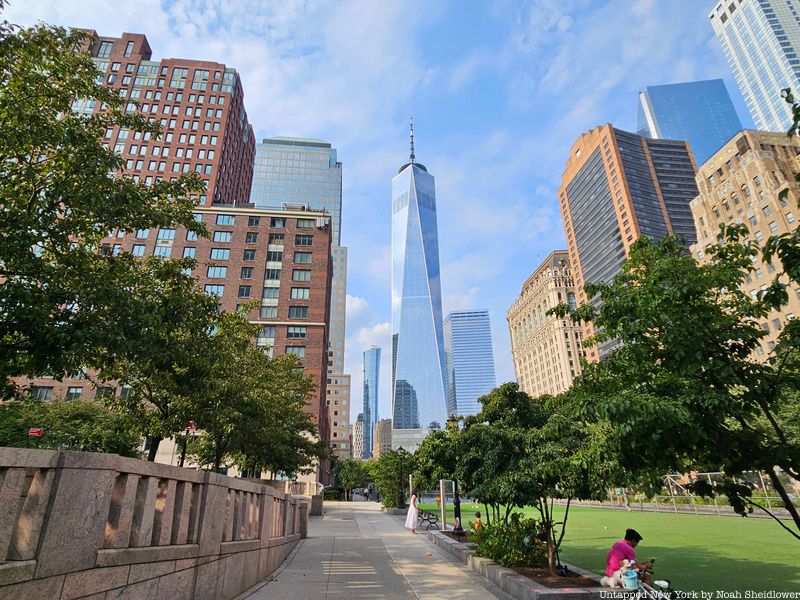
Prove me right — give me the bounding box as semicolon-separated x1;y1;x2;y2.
239;501;506;600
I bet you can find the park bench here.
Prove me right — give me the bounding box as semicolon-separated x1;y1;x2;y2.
418;512;440;530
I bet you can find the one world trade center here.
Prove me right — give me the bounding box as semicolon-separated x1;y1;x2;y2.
391;118;447;449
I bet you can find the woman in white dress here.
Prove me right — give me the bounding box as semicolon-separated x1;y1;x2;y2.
404;490;419;534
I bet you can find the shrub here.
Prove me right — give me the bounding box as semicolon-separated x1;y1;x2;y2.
471;513;547;567
323;488;342;501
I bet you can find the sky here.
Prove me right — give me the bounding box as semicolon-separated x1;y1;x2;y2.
8;0;754;424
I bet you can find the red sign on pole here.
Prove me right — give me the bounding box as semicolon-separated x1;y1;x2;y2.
28;427;44;437
187;420;195;431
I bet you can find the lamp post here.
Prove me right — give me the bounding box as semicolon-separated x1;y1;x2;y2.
397;446;405;509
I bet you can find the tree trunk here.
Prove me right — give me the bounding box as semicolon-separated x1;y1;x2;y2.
768;468;800;535
483;503;491;526
542;499;557;574
146;436;161;462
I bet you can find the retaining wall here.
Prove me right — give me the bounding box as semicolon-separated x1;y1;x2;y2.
0;448;307;600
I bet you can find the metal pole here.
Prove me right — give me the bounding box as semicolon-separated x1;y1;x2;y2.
758;471;773;510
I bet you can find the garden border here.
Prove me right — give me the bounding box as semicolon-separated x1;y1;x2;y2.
427;530;624;600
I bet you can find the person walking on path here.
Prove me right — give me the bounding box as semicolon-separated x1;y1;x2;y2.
404;489;419;534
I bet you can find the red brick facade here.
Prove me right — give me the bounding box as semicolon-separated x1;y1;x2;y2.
83;31;255;206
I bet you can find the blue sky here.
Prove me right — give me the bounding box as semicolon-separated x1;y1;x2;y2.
11;0;753;423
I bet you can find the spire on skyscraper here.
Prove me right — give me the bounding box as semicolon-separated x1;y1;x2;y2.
409;115;415;164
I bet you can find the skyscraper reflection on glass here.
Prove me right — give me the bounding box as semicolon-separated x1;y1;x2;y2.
362;347;380;459
391;120;447;437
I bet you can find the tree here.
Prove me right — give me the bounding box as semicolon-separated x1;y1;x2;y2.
97;258;221;460
0;22;206;397
183;311;327;475
0;398;141;457
553;233;800;539
369;449;416;508
335;459;371;501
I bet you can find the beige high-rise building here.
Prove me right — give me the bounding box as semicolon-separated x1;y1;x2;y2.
352;416;365;461
690;130;800;358
507;251;585;397
373;419;393;458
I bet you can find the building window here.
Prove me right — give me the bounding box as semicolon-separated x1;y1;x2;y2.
132;244;145;257
271;217;286;228
267;251;283;262
269;233;284;244
238;285;252;298
157;228;175;240
204;284;224;297
136;228;149;239
753;175;762;186
289;306;309;319
187;230;199;241
297;218;315;229
243;249;257;261
749;215;758;228
245;232;258;244
294;252;312;264
287;326;307;339
207;266;228;278
763;205;773;217
216;214;235;225
285;346;306;359
213;231;233;242
291;287;310;300
183;247;196;258
787;212;796;224
769;221;778;233
262;287;279;299
241;267;254;279
248;216;261;227
97;41;113;58
295;235;313;246
153;246;172;258
259;306;277;318
210;248;230;260
124;41;135;57
66;387;83;400
31;386;53;401
292;269;311;281
265;269;281;280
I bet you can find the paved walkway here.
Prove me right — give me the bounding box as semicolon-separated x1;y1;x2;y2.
240;501;505;600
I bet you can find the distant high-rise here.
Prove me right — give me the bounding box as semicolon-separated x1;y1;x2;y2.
391;119;447;441
362;347;381;459
507;252;585;396
250;138;351;459
710;0;800;132
373;419;393;458
352;414;365;461
558;125;699;362
443;311;496;417
637;79;743;164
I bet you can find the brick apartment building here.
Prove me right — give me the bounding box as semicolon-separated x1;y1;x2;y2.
80;31;255;206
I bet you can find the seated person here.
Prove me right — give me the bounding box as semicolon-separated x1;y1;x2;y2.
473;512;482;531
601;528;653;587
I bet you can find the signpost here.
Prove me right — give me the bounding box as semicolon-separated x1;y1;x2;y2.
179;421;196;468
28;427;44;437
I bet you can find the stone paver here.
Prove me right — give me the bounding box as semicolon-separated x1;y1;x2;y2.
241;502;504;600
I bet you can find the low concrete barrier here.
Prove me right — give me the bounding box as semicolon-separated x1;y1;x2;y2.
0;448;307;600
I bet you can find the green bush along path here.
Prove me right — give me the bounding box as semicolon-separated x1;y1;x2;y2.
418;503;800;592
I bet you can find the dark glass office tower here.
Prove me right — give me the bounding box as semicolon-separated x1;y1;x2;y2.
637;79;742;164
558;124;699;362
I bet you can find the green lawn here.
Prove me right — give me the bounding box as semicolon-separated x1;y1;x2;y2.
418;502;800;592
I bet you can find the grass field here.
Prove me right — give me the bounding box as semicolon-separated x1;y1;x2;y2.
417;502;800;592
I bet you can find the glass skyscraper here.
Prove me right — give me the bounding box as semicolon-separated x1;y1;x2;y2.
637;79;743;164
362;347;381;459
391;121;447;436
710;0;800;133
249;137;352;458
443;310;496;418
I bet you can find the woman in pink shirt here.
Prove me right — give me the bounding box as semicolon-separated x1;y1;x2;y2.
601;528;643;587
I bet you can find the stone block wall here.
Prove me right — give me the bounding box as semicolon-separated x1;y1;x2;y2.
0;448;307;599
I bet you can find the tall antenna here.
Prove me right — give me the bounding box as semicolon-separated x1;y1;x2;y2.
409;114;415;164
